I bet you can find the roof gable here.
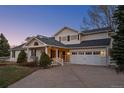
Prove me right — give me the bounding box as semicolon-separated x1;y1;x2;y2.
25;37;47;47
54;27;79;36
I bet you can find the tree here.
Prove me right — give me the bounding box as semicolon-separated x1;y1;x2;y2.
81;5;115;30
111;6;124;72
17;50;27;63
39;52;51;69
0;33;10;57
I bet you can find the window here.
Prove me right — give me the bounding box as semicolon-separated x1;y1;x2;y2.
12;51;15;58
59;37;61;42
85;51;92;55
62;36;67;41
93;51;100;55
31;49;36;56
71;35;77;40
67;35;70;41
78;34;80;40
78;51;84;55
72;52;77;55
34;42;39;46
31;49;34;56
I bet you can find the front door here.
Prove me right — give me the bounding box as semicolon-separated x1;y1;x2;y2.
50;49;56;58
62;51;65;62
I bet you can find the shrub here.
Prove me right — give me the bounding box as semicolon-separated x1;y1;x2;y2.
39;52;51;68
17;50;27;64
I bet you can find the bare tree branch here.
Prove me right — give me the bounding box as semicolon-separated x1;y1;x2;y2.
81;5;116;31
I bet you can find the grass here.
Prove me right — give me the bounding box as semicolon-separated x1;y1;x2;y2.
0;65;37;88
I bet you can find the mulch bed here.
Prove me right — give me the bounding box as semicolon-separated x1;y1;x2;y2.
0;64;7;67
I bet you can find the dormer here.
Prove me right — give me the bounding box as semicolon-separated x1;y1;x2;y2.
54;27;81;45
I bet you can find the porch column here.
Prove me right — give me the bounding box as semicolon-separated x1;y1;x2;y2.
56;49;58;62
106;47;109;65
45;47;48;54
27;47;29;62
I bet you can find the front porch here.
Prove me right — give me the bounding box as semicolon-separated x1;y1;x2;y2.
27;46;70;65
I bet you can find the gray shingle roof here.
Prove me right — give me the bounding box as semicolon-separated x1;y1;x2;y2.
65;38;111;48
81;27;112;34
11;43;25;50
37;36;111;48
36;36;65;47
11;37;111;50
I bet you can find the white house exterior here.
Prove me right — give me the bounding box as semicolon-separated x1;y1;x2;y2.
10;27;114;66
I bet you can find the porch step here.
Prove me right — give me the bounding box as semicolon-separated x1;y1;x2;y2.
51;63;61;68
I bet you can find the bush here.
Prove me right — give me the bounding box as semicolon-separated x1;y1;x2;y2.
17;50;27;64
39;52;51;68
116;65;124;73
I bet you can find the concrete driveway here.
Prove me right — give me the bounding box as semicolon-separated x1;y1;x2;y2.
8;64;124;88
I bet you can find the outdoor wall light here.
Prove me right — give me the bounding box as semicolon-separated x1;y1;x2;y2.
100;51;105;57
67;52;70;55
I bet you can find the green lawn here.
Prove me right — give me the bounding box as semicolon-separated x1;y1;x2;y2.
0;65;37;88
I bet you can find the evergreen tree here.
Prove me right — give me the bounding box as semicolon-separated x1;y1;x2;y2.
39;52;51;68
111;6;124;72
17;50;27;63
0;33;10;57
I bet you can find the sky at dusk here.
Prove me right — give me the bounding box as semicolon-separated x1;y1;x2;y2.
0;5;90;46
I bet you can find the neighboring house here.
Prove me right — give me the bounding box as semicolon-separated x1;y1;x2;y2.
10;27;115;66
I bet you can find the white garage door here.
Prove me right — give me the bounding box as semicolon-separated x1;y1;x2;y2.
70;49;107;65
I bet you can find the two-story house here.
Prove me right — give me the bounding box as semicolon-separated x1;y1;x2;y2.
10;27;114;66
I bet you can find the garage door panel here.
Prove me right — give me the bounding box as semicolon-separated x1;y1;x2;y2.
70;49;107;65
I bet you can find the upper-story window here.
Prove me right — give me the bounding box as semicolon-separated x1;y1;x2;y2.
78;34;80;40
67;35;70;41
71;35;79;40
71;35;77;40
59;36;61;42
62;36;67;41
34;42;39;46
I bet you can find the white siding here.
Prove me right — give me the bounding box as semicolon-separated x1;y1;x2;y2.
10;51;21;62
55;29;80;44
81;32;110;41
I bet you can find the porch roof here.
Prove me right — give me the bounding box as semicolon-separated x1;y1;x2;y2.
11;43;25;51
